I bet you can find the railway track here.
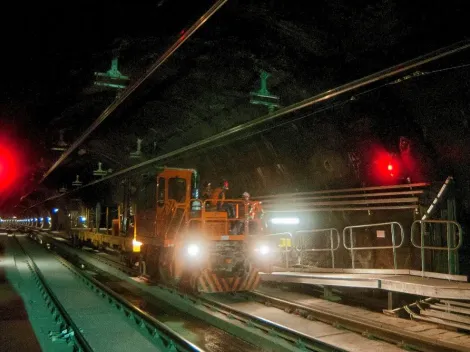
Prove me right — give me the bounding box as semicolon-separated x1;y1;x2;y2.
194;293;353;352
28;229;344;351
243;289;470;352
28;228;406;351
22;227;470;351
10;233;202;352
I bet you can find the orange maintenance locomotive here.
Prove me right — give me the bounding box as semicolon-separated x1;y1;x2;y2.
69;167;276;293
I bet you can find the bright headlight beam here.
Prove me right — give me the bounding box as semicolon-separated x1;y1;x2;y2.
271;217;300;225
132;239;142;246
259;245;270;255
187;244;200;257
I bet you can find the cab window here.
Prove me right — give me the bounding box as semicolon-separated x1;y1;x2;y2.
138;176;157;210
168;177;186;203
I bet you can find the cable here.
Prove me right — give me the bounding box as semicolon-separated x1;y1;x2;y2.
186;100;350;156
388;62;470;85
423;62;470;75
26;40;470;209
233;61;470;149
38;0;228;184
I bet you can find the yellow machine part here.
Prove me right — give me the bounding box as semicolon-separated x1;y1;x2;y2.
279;237;292;248
77;231;130;251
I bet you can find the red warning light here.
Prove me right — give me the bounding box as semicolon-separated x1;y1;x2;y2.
370;147;401;185
0;143;19;191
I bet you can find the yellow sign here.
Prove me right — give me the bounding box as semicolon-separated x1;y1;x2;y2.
279;238;292;248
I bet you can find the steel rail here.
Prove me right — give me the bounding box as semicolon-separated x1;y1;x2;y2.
55;251;204;352
21;226;470;352
31;227;339;351
25;40;470;210
196;295;345;352
13;235;94;352
37;0;228;185
250;290;469;352
22;229;204;352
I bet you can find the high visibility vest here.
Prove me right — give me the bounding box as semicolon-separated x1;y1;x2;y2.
210;187;225;207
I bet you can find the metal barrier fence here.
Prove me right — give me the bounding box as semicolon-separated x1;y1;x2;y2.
295;228;341;268
343;222;405;270
411;219;463;276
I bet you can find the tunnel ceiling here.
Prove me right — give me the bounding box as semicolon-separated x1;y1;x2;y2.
1;0;469;213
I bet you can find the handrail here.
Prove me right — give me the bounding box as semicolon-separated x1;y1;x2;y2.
189;198;253;235
255;182;430;199
343;222;405;270
295;228;340;268
411;219;463;276
421;177;453;220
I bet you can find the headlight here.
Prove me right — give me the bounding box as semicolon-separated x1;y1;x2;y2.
132;239;142;246
132;239;142;253
255;244;270;255
187;244;200;257
259;245;270;255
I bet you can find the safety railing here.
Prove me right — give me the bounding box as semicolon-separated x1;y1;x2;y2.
256;182;429;213
411;219;463;276
295;228;341;268
201;198;248;216
188;198;254;236
343;222;405;270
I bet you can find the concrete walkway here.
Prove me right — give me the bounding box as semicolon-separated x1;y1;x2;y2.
0;234;41;352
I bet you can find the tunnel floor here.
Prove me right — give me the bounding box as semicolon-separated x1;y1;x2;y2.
0;234;42;352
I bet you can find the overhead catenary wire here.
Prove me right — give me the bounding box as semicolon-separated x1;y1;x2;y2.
27;40;470;208
213;60;470;147
38;0;229;185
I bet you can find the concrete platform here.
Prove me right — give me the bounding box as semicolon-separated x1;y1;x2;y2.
260;270;470;300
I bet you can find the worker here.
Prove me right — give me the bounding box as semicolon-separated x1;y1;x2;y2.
242;191;264;234
211;179;235;218
201;181;213;210
202;182;212;200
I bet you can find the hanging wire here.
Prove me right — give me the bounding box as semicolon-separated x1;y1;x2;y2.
38;0;229;184
26;40;470;208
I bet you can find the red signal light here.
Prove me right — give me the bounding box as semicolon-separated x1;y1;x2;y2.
370;147;401;185
0;144;19;191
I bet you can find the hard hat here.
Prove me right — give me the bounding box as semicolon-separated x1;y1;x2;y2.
220;179;229;189
242;192;250;198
